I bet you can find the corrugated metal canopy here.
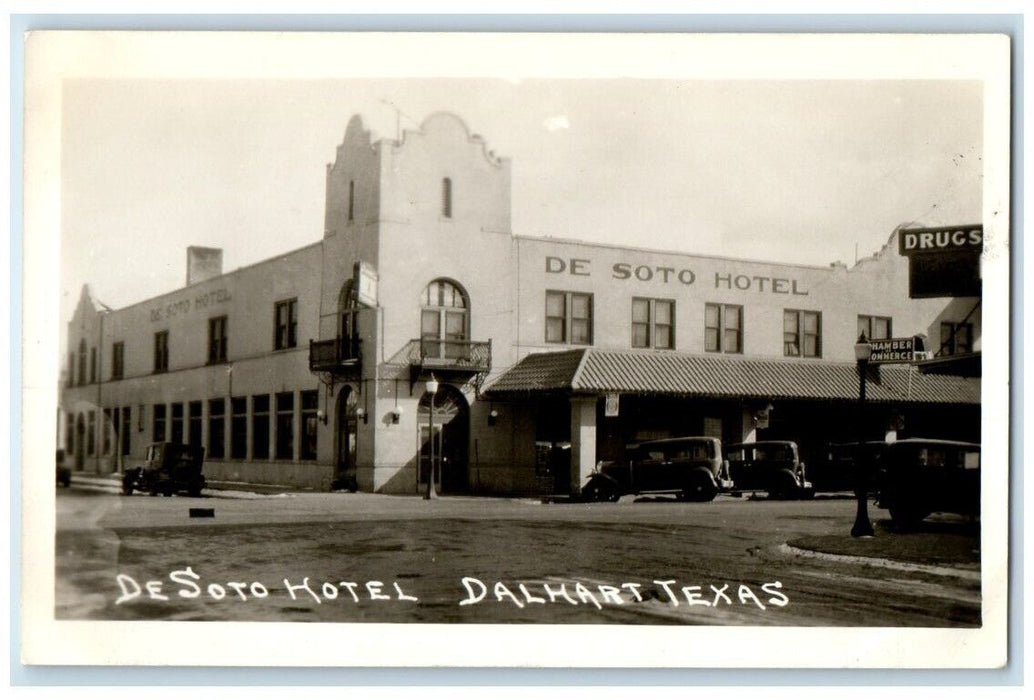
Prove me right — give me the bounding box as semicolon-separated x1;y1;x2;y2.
484;348;980;405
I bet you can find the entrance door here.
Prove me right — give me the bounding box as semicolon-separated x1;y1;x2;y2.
74;413;85;471
417;384;469;494
335;387;358;487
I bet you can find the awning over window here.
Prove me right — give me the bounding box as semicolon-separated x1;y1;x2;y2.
484;348;980;405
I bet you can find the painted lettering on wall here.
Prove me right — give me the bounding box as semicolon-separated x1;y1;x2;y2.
150;289;232;322
544;257;808;295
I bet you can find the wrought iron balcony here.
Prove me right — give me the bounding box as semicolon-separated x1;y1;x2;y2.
309;336;362;374
409;338;492;373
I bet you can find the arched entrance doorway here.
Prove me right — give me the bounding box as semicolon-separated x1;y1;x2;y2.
334;386;359;491
74;413;85;471
417;384;470;495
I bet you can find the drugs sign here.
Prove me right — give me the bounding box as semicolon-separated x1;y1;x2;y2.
898;225;982;299
869;337;916;364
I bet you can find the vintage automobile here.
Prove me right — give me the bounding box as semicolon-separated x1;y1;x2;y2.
581;436;733;503
875;438;980;527
122;442;207;497
725;440;814;499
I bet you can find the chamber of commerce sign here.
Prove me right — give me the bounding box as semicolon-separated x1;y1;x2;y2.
869;337;915;364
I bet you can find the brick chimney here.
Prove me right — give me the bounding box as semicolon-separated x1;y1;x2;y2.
187;246;223;286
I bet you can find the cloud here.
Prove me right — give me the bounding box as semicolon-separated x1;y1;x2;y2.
543;115;570;132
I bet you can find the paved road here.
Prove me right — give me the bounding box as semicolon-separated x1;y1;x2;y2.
55;484;980;626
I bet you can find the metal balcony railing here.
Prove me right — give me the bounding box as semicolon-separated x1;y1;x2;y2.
410;338;492;372
308;336;362;373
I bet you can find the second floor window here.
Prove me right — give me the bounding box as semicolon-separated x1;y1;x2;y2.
858;315;892;341
631;298;675;350
78;339;87;385
208;315;228;364
940;322;974;356
422;279;468;358
705;303;742;354
111;341;124;380
153;331;169;373
546;291;593;345
442;177;453;218
784;309;822;358
275;299;298;350
89;347;97;383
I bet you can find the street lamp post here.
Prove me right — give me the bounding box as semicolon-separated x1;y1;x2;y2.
852;334;875;538
424;374;440;500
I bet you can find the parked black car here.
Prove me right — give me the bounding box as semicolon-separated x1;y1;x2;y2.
122;442;206;497
726;440;814;499
875;438;980;527
582;437;733;503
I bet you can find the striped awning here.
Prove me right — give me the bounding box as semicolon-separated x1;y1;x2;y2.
484;348;980;405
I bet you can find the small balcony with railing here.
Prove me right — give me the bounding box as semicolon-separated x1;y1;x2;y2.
308;336;362;377
407;338;492;389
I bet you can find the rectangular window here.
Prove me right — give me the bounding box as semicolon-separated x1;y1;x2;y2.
442;177;453;218
154;331;169;373
208;398;225;459
87;411;96;455
940;322;974;356
111;342;124;380
67;353;74;387
631;298;675;350
231;397;248;459
208;315;228;364
276;392;295;460
170;402;184;444
301;390;318;461
152;404;166;443
65;414;74;453
545;291;593;345
784;310;822;358
90;348;97;383
252;395;270;460
188;401;203;448
120;407;131;456
102;408;112;455
274;299;298;350
705;303;742;354
857;315;892;341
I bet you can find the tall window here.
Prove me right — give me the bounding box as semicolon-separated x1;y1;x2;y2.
153;404;166;443
858;315;892;341
339;280;358;340
111;341;124;380
545;291;593;345
188;401;203;448
154;331;169;373
89;348;97;384
231;397;248;459
252;395;270;460
276;392;294;460
940;322;974;356
275;299;298;350
120;407;131;456
78;339;87;385
67;353;74;387
300;390;318;461
631;298;675;350
103;408;112;455
348;180;355;221
208;316;228;364
170;402;184;444
441;177;453;218
705;303;743;354
421;279;469;358
784;310;822;358
208;398;225;459
65;414;74;453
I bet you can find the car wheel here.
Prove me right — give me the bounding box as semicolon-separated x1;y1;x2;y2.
582;479;617;503
769;472;797;500
889;503;928;529
684;474;718;502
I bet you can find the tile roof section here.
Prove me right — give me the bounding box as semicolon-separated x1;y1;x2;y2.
485;348;980;405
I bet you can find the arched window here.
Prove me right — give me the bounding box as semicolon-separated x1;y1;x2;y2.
441;177;452;218
421;279;468;359
77;339;87;386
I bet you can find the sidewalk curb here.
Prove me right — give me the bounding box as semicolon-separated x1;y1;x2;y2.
779;543;980;581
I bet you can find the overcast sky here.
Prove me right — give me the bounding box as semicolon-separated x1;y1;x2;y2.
60;76;983;326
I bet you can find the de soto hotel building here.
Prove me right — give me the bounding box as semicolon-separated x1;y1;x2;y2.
60;112;981;496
